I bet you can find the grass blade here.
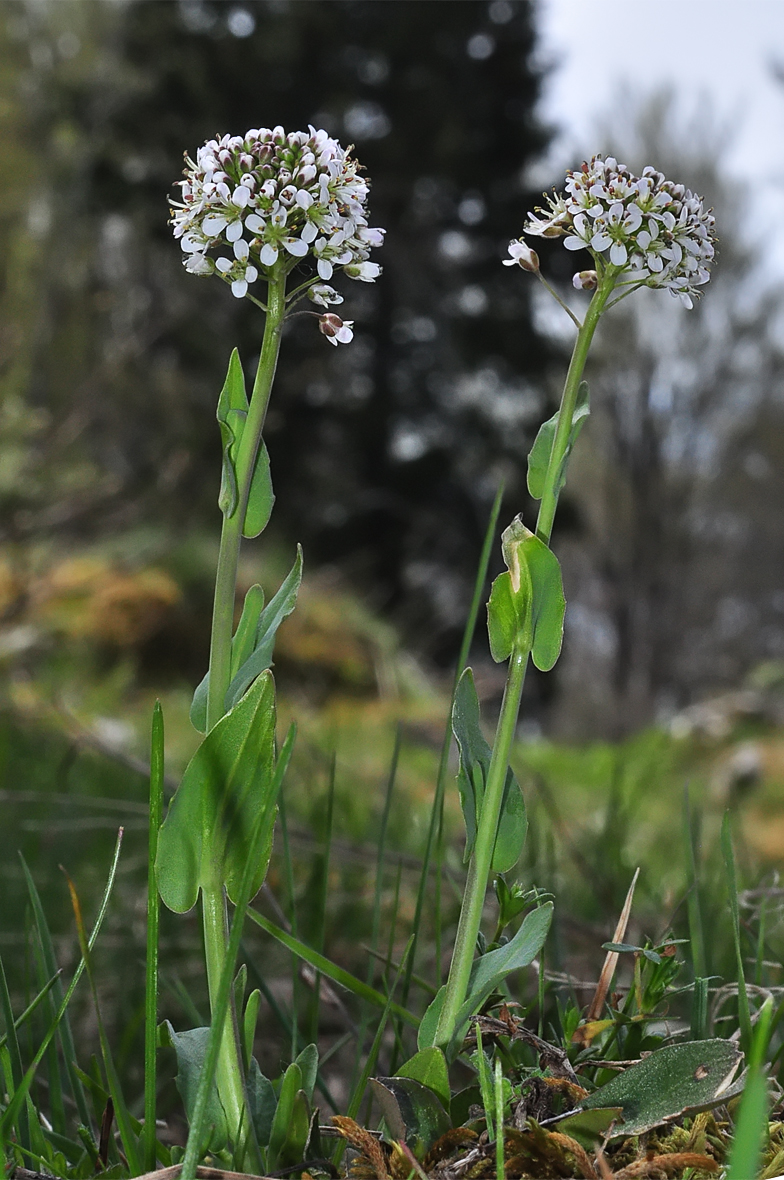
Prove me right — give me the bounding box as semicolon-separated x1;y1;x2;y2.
0;953;29;1156
245;909;418;1029
721;811;752;1056
144;701;164;1171
18;854;93;1132
62;866;142;1175
0;970;61;1053
726;995;773;1180
402;482;504;1010
309;754;336;1045
683;786;706;979
278;790;299;1062
0;829;124;1145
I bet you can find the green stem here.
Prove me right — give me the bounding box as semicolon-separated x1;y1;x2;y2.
434;272;617;1050
434;645;528;1047
535;274;615;545
206;270;287;732
144;702;164;1171
201;269;287;1153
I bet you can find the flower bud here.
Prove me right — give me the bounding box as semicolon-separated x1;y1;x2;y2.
572;269;598;290
503;239;540;272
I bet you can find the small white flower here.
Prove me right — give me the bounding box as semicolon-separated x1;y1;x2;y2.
503;239;539;272
344;260;381;281
318;312;354;345
308;284;344;307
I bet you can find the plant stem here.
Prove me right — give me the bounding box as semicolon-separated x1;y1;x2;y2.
144;702;164;1171
201;270;287;1153
535;274;615;545
434;274;616;1050
206;271;287;732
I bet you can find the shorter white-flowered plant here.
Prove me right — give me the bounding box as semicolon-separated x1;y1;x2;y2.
170;125;385;319
318;312;354;346
507;156;716;309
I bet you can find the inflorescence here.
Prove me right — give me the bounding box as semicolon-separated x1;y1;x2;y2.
507;155;716;309
170;126;384;333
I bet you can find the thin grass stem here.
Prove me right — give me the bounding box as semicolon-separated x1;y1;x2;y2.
144;702;164;1171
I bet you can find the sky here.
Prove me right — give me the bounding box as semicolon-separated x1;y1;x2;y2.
535;0;784;276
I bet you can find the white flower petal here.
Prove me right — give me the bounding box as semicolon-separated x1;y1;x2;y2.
233;238;249;260
260;243;279;266
226;220;243;242
301;221;318;244
591;231;612;252
231;279;248;298
215;257;232;273
245;213;265;233
283;236;309;257
317;258;333;280
202;214;227;237
563;236;587;251
609;241;627;266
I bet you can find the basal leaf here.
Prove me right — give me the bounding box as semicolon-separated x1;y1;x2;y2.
224;546;303;712
242;441;275;539
159;1022;227;1151
294;1043;318;1105
216;349;249;519
371;1077;451;1156
267;1062;303;1173
527;380;589;501
246;1057;277;1148
394;1048;450;1110
157;671;278;913
573;1039;743;1138
451;669;527;872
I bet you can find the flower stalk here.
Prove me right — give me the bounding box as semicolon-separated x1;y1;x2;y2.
435;269;625;1050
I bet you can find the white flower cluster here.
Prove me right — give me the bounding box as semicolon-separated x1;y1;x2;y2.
171;126;384;302
513;156;716;308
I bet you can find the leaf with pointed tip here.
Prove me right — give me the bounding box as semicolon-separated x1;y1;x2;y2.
216;349;249;519
224;546;303;712
452;669;527;872
527;380;589;501
242;440;275;539
371;1077;451;1156
294;1043;319;1105
267;1062;309;1174
246;1057;277;1148
156;671;278;912
190;584;266;733
419;904;553;1054
158;1022;227;1151
487;568;531;664
394;1048;450;1109
488;519;566;670
571;1039;743;1138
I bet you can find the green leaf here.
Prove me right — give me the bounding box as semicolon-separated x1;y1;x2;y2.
224;546;303;712
246;1057;277;1148
217;349;249;519
419;904;553;1053
267;1062;309;1174
294;1043;319;1105
159;1022;227;1152
156;671;278;913
574;1039;743;1138
370;1077;451;1156
553;1107;623;1148
242;441;275;539
452;668;527;872
190;584;266;733
488;518;566;670
394;1048;450;1109
527;380;589;501
245;909;418;1028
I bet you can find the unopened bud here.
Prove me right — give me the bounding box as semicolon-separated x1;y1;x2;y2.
572;269;598;291
503;239;540;273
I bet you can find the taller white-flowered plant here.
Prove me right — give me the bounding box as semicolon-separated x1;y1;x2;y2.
170;125;384;329
507;155;716;309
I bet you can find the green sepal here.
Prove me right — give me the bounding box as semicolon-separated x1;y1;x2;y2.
418;903;553;1056
217;349;249;519
452;668;527;872
489;517;566;672
224;546;303;713
190;583;266;733
156;671;278;913
527;380;589;501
